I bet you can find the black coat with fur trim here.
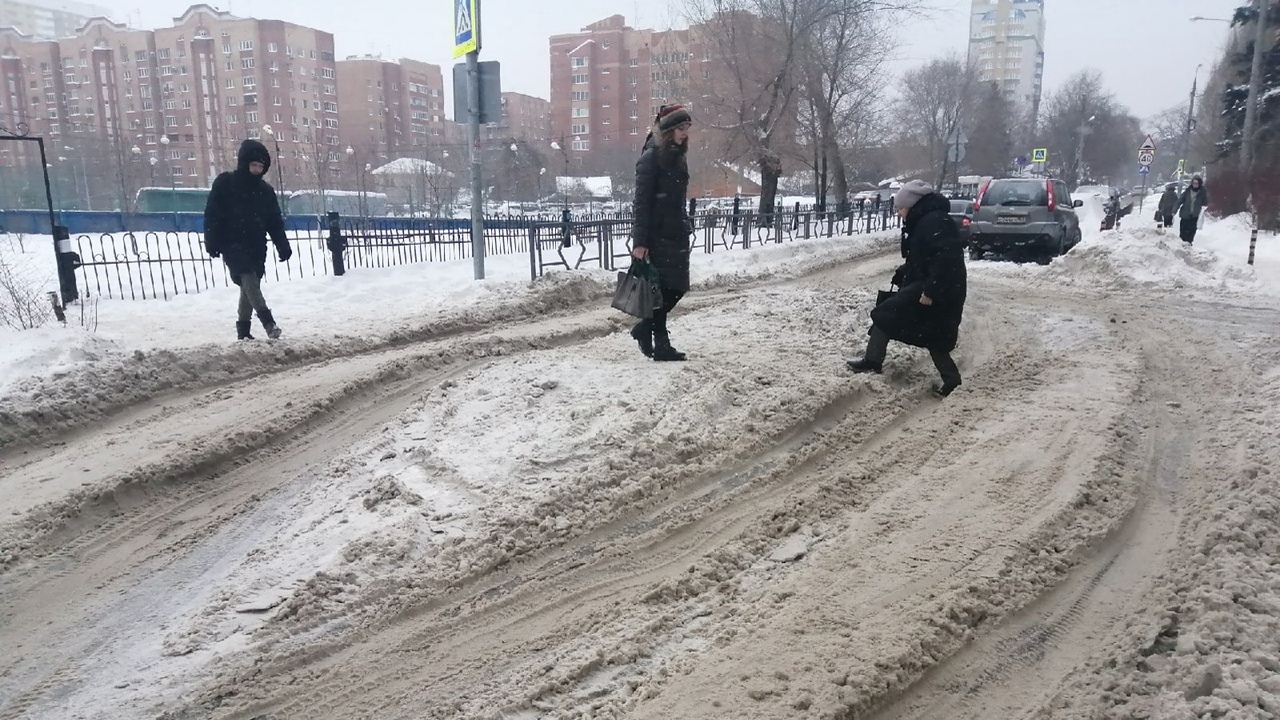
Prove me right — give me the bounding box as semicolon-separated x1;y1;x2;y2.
870;193;967;352
631;135;692;291
204;139;291;284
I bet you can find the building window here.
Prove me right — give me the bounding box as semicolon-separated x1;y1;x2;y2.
630;58;639;67
225;78;236;89
268;42;278;52
572;57;588;68
572;74;588;84
246;111;258;122
572;139;589;151
222;43;231;54
571;90;589;101
239;40;254;51
571;123;588;134
630;127;638;135
158;48;170;60
242;58;255;69
572;107;589;118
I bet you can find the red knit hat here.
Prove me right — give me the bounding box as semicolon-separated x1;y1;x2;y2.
656;104;693;131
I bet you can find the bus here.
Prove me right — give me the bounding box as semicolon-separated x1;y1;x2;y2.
284;189;388;217
135;186;212;213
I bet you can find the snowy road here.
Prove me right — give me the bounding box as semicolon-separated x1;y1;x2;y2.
2;222;1280;720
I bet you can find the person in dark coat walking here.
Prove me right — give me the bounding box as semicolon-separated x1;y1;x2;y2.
629;104;694;362
204;139;293;340
1157;183;1179;229
1174;175;1209;244
847;180;967;397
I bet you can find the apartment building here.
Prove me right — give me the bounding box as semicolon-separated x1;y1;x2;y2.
492;91;550;142
969;0;1045;123
0;3;336;191
335;54;448;162
0;0;109;40
548;15;713;173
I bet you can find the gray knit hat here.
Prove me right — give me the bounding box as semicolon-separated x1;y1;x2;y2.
894;180;934;211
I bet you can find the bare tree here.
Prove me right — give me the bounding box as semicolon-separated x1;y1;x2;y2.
893;53;980;187
1037;70;1140;187
798;0;894;212
685;0;829;215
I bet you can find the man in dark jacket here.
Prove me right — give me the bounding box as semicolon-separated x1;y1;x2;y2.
1174;175;1209;244
629;104;693;362
1157;183;1178;229
204;139;293;340
847;180;967;397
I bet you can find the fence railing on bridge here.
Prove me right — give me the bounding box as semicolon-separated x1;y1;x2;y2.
69;204;900;301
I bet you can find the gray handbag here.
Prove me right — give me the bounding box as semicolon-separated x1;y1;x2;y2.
611;261;663;319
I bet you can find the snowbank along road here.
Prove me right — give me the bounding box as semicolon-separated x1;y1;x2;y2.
2;227;1279;720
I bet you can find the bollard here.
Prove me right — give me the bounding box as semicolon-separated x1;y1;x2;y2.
53;224;80;304
1249;226;1258;266
561;207;572;248
326;211;347;276
731;195;741;236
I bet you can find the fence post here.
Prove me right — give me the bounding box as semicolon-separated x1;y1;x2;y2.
528;225;539;281
731;194;741;237
326;211;346;276
742;212;753;249
561;207;572;248
1249;226;1258;266
54;224;80;304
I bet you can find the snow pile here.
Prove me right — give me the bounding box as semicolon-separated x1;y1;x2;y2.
976;213;1280;299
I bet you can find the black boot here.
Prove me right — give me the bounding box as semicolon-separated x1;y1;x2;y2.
258;309;283;339
652;327;686;362
846;358;882;373
630;321;654;358
236;320;255;340
931;379;961;398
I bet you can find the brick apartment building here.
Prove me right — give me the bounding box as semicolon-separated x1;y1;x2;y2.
546;14;765;197
0;0;108;40
0;3;344;207
335;54;449;165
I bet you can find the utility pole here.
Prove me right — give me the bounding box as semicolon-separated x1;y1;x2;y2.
1179;67;1200;185
454;0;485;279
1241;0;1270;172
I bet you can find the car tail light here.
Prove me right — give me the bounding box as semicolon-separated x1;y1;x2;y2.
962;217;971;228
973;179;992;212
1046;180;1057;212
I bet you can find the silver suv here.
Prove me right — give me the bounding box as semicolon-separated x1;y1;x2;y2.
970;178;1084;263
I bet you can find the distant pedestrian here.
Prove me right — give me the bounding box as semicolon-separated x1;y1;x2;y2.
204;139;293;340
1174;175;1209;244
629;104;694;362
846;180;967;397
1157;183;1178;228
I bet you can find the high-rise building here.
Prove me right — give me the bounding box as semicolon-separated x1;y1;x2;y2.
491;92;551;142
0;0;109;40
335;54;448;161
968;0;1045;123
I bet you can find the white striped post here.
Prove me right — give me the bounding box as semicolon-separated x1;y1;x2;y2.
1249;227;1258;266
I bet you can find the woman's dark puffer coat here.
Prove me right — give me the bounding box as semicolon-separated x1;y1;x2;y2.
870;192;967;352
631;135;692;291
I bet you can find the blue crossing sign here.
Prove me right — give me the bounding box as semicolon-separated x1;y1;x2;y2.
454;0;480;58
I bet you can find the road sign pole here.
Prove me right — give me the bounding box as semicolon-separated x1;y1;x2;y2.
467;51;484;280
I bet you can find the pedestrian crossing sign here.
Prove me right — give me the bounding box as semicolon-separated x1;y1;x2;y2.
454;0;480;58
1031;147;1048;163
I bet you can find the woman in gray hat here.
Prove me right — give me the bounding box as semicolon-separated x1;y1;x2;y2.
846;179;967;397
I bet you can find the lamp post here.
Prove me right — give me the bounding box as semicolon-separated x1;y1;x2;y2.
1074;115;1096;186
550;139;569;210
130;145;142;212
262;123;286;198
345;145;359;217
538;167;546;209
159;135;178;227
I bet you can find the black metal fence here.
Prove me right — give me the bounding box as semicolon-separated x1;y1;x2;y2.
70;205;901;301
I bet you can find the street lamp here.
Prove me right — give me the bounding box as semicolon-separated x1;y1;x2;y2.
262;123;285;196
1074;115;1097;186
550;139;570;210
130;145;142;212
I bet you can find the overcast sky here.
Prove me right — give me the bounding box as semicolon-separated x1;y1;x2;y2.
111;0;1241;119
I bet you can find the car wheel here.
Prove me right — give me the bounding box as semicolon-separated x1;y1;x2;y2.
1071;227;1082;248
969;246;984;261
1056;232;1067;257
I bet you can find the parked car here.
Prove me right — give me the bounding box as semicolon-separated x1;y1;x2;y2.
969;178;1084;263
949;199;974;244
